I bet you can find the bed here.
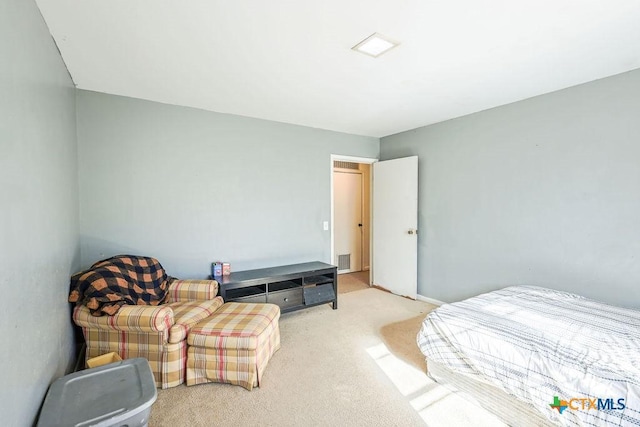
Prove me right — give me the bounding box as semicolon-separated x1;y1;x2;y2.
417;286;640;426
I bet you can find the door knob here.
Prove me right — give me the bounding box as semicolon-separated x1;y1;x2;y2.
407;229;418;235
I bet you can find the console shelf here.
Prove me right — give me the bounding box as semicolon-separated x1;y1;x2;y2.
216;261;338;313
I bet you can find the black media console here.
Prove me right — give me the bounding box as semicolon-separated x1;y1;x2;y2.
215;261;338;313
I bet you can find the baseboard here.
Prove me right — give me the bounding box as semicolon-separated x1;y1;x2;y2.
416;294;445;306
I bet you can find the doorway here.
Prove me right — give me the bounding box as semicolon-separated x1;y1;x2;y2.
331;155;374;280
330;154;418;300
334;167;363;273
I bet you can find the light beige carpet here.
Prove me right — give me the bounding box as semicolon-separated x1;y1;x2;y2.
380;314;428;373
338;271;370;294
148;288;505;427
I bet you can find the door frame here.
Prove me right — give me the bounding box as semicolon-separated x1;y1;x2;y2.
330;155;377;280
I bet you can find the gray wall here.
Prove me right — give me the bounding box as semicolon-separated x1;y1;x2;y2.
381;69;640;309
76;91;378;278
0;0;79;424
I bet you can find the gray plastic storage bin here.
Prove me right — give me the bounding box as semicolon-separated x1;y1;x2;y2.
38;357;157;427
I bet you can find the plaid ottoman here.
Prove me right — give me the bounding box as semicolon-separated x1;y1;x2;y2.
186;302;281;390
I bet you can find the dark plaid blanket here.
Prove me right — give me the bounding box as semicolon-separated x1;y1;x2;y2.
69;255;174;316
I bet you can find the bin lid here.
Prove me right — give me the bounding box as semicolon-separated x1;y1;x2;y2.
38;357;157;427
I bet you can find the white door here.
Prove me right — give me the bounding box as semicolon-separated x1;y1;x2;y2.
334;171;362;273
372;156;418;299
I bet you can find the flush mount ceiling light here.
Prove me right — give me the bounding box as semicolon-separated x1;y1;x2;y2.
352;32;399;58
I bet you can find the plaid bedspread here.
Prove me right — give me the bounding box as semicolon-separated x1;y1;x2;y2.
69;255;173;316
417;286;640;426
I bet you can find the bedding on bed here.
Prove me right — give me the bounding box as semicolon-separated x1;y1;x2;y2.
417;285;640;426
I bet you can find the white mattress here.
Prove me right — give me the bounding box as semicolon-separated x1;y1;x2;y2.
417;286;640;426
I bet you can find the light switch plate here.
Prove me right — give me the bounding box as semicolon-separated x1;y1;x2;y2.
323;221;329;231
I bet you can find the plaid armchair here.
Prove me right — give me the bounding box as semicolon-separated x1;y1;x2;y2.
70;256;223;388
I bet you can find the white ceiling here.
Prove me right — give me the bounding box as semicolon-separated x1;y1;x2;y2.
35;0;640;138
